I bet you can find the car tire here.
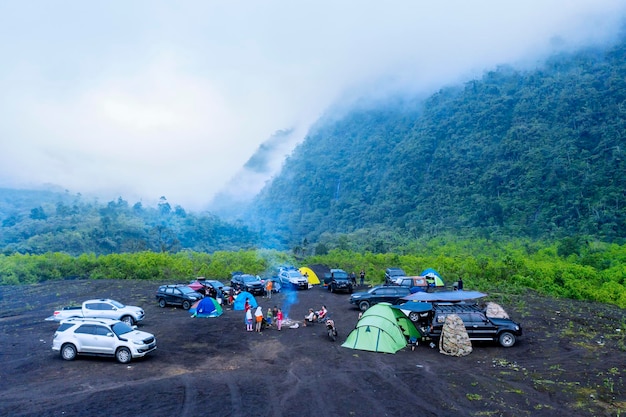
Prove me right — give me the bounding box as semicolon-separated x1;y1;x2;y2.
116;347;132;364
499;332;516;348
121;315;134;326
359;301;370;311
61;343;77;361
158;298;166;308
408;312;420;322
182;300;191;310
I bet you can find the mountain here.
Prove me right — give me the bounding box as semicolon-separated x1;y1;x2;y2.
244;35;626;248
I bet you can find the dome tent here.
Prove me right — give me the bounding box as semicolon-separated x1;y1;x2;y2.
233;292;258;311
190;297;223;318
342;303;420;354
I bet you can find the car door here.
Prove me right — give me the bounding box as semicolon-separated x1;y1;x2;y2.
464;312;498;341
91;324;115;354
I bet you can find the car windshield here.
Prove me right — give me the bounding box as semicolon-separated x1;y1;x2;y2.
288;271;303;278
112;322;134;336
180;286;196;294
110;300;125;308
242;275;259;282
207;280;223;288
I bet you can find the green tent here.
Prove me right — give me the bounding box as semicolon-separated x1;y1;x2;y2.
342;303;420;354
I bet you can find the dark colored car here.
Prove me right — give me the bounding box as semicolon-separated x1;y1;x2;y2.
188;278;232;297
230;273;265;296
349;285;411;311
325;269;353;293
156;284;203;310
427;303;522;347
384;267;406;284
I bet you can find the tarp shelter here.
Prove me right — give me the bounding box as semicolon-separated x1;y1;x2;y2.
299;266;321;285
402;290;487;303
190;297;223;318
439;314;472;357
342;303;420;354
233;292;258;311
420;268;446;287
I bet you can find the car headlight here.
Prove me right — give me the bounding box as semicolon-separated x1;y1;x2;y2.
133;340;144;345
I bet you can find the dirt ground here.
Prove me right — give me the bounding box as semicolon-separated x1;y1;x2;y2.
1;279;625;417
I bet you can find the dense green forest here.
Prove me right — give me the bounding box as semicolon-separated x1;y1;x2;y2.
247;35;626;248
0;190;258;256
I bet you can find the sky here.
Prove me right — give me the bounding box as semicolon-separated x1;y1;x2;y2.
1;1;625;212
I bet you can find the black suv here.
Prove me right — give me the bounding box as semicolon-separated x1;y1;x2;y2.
230;273;265;296
427;303;522;347
326;269;353;293
349;285;411;311
156;285;203;310
385;267;406;284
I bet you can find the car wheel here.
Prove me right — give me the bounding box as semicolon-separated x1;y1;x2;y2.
182;300;191;310
61;343;77;361
158;298;166;308
359;301;370;311
116;347;132;364
499;332;516;348
408;312;420;322
121;315;134;326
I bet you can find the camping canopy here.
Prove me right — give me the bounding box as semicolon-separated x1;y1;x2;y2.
233;291;258;311
299;266;320;285
420;268;445;287
342;303;420;354
190;297;223;318
402;290;487;303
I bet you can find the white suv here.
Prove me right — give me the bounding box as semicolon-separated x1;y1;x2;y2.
52;318;157;364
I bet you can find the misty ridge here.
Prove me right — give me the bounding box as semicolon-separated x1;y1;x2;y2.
2;31;626;256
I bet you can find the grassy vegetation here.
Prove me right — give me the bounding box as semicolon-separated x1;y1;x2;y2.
1;237;625;308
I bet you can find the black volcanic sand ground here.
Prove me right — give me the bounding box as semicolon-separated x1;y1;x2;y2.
1;279;625;417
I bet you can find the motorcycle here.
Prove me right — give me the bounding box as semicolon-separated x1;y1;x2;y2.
325;318;338;342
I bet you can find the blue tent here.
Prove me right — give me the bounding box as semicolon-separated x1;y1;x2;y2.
420;268;445;287
233;291;258;311
190;297;223;318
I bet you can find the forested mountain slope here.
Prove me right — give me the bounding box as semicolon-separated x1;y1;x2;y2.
248;36;626;248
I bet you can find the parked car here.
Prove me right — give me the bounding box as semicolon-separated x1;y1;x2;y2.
349;285;411;311
384;267;406;284
391;276;428;293
52;317;157;363
156;284;203;310
188;278;232;297
230;273;265;296
46;299;145;325
427;303;522;347
325;269;353;293
278;266;309;290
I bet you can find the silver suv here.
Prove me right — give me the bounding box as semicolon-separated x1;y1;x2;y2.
52;318;157;364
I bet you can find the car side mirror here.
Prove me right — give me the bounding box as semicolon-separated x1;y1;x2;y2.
107;332;114;337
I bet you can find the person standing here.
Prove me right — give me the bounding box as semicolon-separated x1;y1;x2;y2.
350;272;356;286
266;279;273;299
245;307;253;332
359;269;365;286
266;307;273;327
254;306;264;332
276;307;284;331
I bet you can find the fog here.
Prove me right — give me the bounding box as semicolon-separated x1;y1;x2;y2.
0;1;624;210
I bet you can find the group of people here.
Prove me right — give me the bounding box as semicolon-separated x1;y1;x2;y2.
302;305;327;326
244;300;283;332
349;270;366;286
